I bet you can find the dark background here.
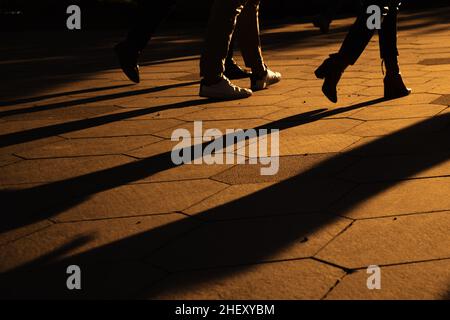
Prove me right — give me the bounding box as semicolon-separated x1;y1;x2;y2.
1;0;450;30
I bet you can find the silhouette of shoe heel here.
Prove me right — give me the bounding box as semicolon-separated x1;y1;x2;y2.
314;66;326;79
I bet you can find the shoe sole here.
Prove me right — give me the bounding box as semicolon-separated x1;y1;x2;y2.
199;92;252;100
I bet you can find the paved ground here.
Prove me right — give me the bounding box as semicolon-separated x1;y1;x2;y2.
0;7;450;299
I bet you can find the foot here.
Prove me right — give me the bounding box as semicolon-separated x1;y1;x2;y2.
313;15;331;34
251;68;282;91
384;72;412;99
114;41;140;83
200;76;253;100
224;58;252;80
315;54;347;103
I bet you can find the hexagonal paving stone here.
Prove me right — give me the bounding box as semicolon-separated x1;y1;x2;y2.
280;119;363;136
0;220;52;247
432;94;450;107
144;259;345;300
202;95;291;108
326;259;450;300
0;213;198;272
154;119;269;139
332;177;450;219
347;118;437;137
147;213;351;271
178;106;281;121
140;163;234;183
184;177;354;220
342;130;450;157
126;139;178;159
380;93;441;106
0;120;66;135
1;105;122;121
350;104;446;121
0;154;21;167
212;154;356;185
54;179;228;221
316;211;450;269
15;136;162;159
62;119;183;138
274;133;361;155
0;155;134;185
339;153;450;182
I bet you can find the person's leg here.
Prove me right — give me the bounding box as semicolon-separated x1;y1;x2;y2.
379;1;411;98
337;3;376;65
315;1;376;102
379;1;399;71
200;0;245;84
125;0;177;53
200;0;258;99
235;0;266;76
115;0;177;83
224;34;252;80
236;0;281;91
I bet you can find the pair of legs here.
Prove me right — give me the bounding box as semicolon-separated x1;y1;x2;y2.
115;0;250;84
315;0;411;102
199;0;281;99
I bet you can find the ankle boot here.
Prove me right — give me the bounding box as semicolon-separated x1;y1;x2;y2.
383;58;411;99
315;53;348;103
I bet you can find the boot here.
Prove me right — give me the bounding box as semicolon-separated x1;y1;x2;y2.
383;58;411;99
315;53;348;103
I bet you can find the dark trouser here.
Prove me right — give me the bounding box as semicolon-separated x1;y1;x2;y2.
124;0;239;63
125;0;177;52
200;0;265;82
321;0;345;21
338;0;401;67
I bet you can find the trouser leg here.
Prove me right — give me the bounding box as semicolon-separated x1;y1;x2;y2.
337;2;377;65
125;0;177;52
200;0;247;82
235;0;266;75
379;1;400;72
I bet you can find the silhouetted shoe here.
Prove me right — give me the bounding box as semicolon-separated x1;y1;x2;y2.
251;68;282;91
313;15;331;34
384;72;412;99
114;41;140;83
200;76;253;100
315;53;347;103
224;58;252;80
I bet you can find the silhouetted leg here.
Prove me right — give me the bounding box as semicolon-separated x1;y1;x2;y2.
379;2;411;98
338;3;376;65
235;0;266;75
126;0;177;52
200;0;246;83
379;2;400;71
224;34;253;79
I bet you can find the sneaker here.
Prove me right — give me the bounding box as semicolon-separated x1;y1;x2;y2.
114;41;140;83
200;76;253;100
251;68;282;91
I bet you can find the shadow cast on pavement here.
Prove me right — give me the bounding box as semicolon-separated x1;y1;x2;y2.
0;106;448;299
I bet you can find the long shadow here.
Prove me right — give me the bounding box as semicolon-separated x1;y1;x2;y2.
0;96;385;232
0;84;134;108
0;110;448;299
0;96;383;149
0;81;199;119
